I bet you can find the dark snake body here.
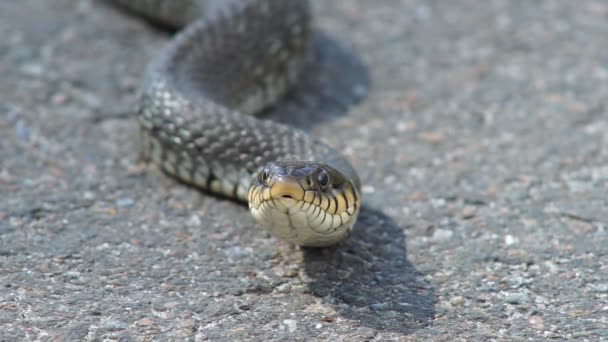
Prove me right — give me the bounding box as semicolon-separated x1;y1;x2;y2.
113;0;361;246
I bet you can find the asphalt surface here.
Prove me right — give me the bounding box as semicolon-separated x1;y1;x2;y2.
1;0;607;340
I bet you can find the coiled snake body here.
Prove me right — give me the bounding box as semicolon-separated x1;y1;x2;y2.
114;0;361;246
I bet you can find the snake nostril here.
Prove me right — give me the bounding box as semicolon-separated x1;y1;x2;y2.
281;194;294;199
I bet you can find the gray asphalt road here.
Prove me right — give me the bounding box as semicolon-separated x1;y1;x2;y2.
1;0;607;340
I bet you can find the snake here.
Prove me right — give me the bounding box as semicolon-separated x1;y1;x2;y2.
111;0;361;246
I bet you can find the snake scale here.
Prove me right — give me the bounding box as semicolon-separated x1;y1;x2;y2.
112;0;361;246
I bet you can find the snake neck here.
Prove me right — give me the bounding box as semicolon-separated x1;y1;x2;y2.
127;0;362;245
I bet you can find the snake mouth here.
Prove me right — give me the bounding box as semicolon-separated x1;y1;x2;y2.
248;179;359;247
269;175;305;202
247;161;360;246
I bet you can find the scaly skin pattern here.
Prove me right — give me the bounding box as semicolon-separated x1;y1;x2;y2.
114;0;361;246
248;161;360;246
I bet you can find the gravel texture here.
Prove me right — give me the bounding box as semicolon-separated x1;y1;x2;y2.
1;0;607;340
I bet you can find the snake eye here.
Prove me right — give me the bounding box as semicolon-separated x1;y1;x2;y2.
261;170;269;183
317;171;329;190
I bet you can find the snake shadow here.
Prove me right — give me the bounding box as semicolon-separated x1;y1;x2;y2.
262;30;370;129
265;33;436;333
302;206;436;334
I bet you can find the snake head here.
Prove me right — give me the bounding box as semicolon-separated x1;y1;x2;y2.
248;161;360;247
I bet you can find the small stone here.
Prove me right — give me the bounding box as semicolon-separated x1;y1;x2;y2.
0;169;12;183
14;119;29;140
543;261;559;273
83;191;95;200
64;270;81;279
431;228;453;242
51;93;70;105
419;131;444;144
187;214;201;226
572;331;592;338
362;185;375;194
176;319;195;329
396;121;415;132
20;63;44;76
505;291;531;305
430;198;446;208
461;206;476;219
589;283;608;293
370;303;387;310
277;268;298;278
80;92;102;109
136;318;154;326
450;296;465;306
163;301;181;309
275;283;290;293
282;319;297;333
528;315;544;330
304;303;337;317
508;275;527;288
409;192;427;201
353;84;367;97
504;235;519;246
115;197;134;207
100;319;128;331
63;323;89;341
